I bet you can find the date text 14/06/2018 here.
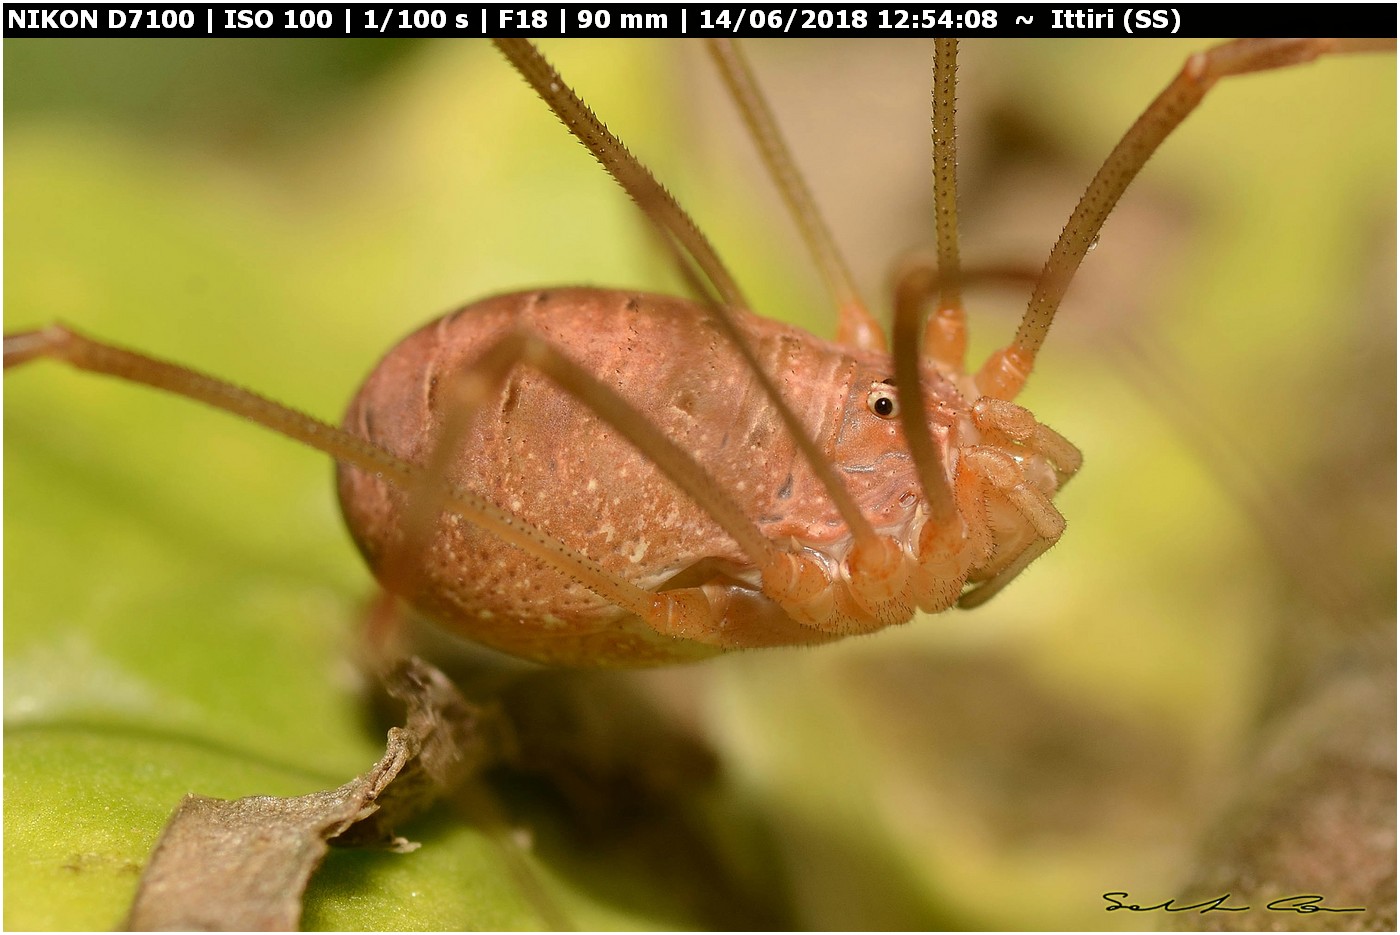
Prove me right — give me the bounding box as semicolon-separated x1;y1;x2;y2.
699;9;1000;32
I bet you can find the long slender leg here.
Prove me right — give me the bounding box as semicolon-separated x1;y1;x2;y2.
887;39;968;535
891;264;957;525
706;39;885;352
891;257;1042;300
2;326;673;632
492;39;886;557
977;37;1398;402
924;38;968;372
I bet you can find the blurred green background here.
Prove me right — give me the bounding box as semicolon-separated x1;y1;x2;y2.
5;38;1395;929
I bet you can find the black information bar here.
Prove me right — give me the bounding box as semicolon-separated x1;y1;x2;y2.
5;3;1397;39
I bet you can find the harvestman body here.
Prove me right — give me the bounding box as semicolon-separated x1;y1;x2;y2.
5;38;1390;668
336;285;1073;666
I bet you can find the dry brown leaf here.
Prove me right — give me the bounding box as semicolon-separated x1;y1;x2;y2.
125;657;502;931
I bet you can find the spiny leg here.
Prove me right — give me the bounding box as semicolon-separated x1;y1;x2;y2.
923;38;968;373
492;39;890;563
891;265;958;525
491;40;746;313
887;39;968;534
706;39;885;352
892;257;1042;299
977;37;1398;402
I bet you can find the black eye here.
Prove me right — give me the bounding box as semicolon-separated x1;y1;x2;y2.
867;386;899;419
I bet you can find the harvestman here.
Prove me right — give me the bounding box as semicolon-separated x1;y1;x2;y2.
5;38;1392;671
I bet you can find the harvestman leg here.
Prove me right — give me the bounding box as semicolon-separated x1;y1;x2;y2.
493;39;900;569
922;39;969;374
975;36;1397;402
705;39;887;353
1;327;699;640
890;39;970;548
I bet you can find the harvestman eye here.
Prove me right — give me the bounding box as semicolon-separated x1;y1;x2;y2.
867;383;899;420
